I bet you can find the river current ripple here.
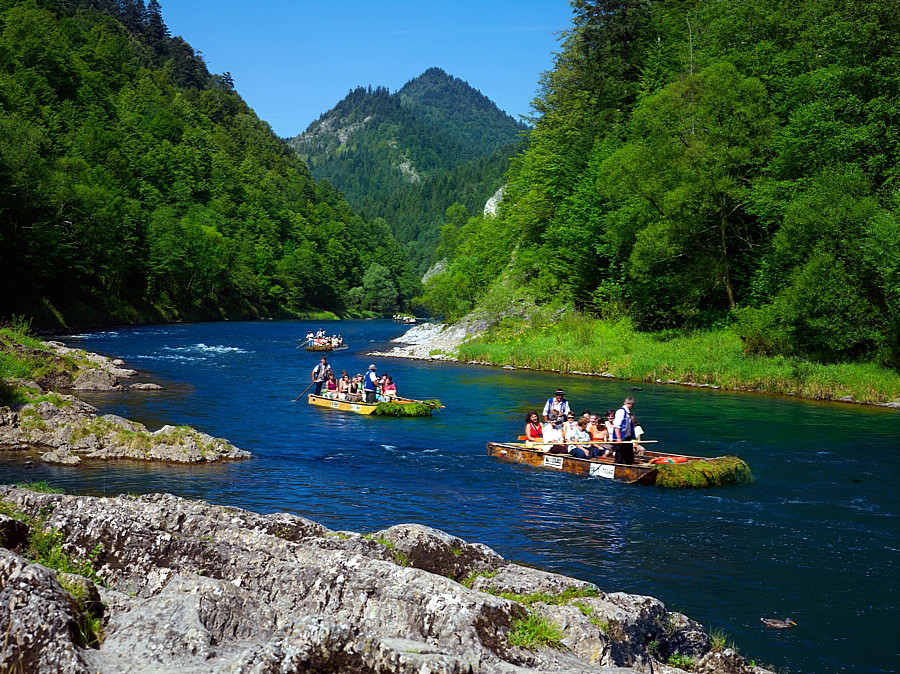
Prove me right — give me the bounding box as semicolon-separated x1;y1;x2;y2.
1;320;897;673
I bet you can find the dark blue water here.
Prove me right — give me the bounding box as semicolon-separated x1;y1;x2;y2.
1;320;897;673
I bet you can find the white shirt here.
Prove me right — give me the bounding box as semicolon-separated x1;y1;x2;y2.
542;423;563;443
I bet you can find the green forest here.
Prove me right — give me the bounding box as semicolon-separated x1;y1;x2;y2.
0;0;418;328
423;0;900;368
289;68;527;276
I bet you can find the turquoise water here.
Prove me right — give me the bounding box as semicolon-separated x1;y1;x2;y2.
1;319;897;673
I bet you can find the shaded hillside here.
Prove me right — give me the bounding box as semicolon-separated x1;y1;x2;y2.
359;143;522;275
288;68;527;274
0;0;417;328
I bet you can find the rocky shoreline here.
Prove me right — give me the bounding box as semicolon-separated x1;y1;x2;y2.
369;320;486;361
0;486;774;674
0;339;249;465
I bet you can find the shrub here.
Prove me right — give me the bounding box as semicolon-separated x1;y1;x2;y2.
731;305;790;357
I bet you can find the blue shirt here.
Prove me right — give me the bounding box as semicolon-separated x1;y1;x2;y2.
364;370;377;391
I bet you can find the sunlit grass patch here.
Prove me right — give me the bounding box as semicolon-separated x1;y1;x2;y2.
457;312;900;404
508;614;565;650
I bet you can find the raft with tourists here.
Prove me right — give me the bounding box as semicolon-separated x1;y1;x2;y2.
307;394;443;417
486;441;752;488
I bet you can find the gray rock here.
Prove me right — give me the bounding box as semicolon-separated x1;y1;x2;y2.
36;369;74;391
0;402;249;464
696;648;757;674
41;449;82;465
0;489;778;674
372;523;507;580
72;369;124;391
128;383;165;391
0;548;92;674
470;563;597;596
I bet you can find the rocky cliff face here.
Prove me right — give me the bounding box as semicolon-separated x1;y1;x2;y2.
0;487;773;674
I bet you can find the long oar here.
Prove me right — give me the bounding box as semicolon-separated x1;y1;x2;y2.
523;440;658;447
292;381;317;402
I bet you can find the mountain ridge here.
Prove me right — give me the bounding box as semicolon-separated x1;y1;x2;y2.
287;67;527;275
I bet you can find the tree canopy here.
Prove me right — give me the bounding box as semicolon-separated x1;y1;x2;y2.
423;0;900;366
0;0;418;326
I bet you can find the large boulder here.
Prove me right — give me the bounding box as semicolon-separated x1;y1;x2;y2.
71;369;124;392
0;548;93;674
0;488;778;674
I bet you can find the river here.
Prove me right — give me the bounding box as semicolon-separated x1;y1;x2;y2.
1;319;897;673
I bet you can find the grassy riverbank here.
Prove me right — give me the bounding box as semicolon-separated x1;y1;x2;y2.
456;313;900;405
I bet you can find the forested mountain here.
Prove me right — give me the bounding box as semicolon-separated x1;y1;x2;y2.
0;0;418;328
288;68;527;275
424;0;900;367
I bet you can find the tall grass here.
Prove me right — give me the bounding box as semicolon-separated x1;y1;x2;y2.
457;312;900;404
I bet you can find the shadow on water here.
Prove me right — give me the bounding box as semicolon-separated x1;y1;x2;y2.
2;319;897;674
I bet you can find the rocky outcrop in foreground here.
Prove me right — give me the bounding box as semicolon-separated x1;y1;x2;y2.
0;487;774;674
0;338;161;392
0;338;247;464
0;397;249;465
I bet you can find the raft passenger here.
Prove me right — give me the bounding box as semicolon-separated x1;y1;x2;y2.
542;389;570;423
311;357;328;396
542;413;567;454
612;396;636;464
381;375;397;399
569;418;599;459
364;364;378;404
524;411;543;445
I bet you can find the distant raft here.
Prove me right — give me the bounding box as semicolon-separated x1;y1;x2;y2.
486;442;752;488
307;394;442;417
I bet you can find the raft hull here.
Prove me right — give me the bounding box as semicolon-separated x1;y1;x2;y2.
308;394;377;414
487;442;670;485
307;394;437;415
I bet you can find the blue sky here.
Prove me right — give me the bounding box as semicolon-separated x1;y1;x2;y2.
160;1;574;138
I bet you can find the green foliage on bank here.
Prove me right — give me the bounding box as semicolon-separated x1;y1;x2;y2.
457;311;900;404
425;0;900;370
0;317;81;405
0;0;417;328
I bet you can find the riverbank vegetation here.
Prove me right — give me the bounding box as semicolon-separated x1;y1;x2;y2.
0;318;74;405
423;0;900;390
457;311;900;404
0;0;418;330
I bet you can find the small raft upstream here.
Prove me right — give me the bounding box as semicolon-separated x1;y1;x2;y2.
486;442;752;488
308;394;442;417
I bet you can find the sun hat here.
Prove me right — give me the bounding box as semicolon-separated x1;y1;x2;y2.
555;389;564;395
